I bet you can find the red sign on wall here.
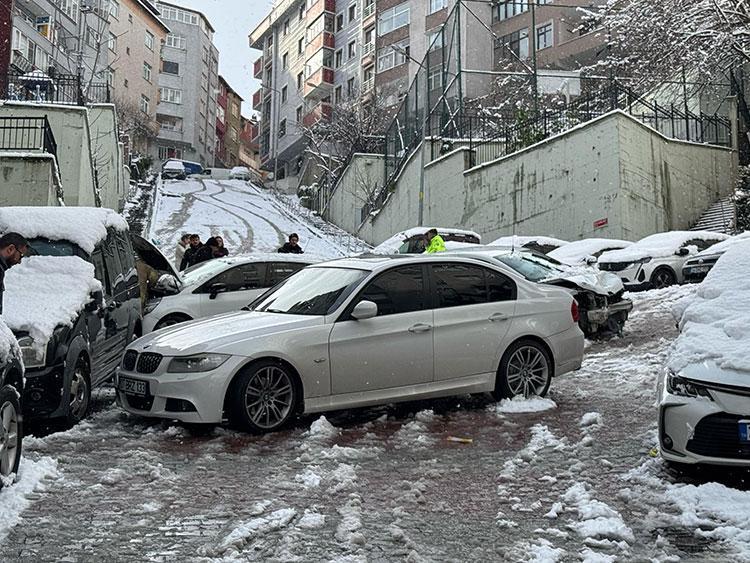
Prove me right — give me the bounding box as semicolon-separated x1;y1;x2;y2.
593;218;609;229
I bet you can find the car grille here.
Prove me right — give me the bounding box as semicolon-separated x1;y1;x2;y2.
124;394;155;412
686;413;750;460
599;262;631;272
136;352;163;374
122;350;138;371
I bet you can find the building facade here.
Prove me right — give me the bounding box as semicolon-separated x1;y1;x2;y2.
153;1;219;166
239;115;261;174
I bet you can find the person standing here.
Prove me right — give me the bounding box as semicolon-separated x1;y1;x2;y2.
424;229;446;254
213;236;229;258
175;233;190;271
0;233;29;314
278;233;304;254
194;236;228;265
180;234;203;271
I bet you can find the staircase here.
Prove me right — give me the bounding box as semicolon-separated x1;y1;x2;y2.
692;197;736;233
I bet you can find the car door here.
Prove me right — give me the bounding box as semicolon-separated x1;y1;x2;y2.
87;247;121;384
101;233;130;379
328;264;434;395
430;263;517;381
197;262;268;317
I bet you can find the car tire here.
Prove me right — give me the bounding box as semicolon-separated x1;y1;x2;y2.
650;267;677;289
154;314;192;331
493;339;553;400
228;360;300;433
66;356;92;426
0;385;22;488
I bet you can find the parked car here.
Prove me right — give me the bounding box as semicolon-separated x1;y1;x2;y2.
451;247;633;338
142;254;313;333
598;231;730;290
0;320;23;488
372;228;481;254
229;166;252;181
658;238;750;467
489;235;569;255
549;238;633;266
116;254;584;432
682;231;750;283
162;160;187;181
0;207;173;424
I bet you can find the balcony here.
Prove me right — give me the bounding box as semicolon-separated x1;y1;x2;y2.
252;90;262;110
304;67;334;100
217;93;228;109
361;42;374;66
216;118;226;135
363;2;376;25
362;77;374;93
303;102;333;128
306;31;335;57
307;0;336;22
253;57;264;78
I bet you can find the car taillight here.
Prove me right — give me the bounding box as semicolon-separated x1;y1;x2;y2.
571;300;580;323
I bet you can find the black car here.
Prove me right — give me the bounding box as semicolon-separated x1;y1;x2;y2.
0;326;24;487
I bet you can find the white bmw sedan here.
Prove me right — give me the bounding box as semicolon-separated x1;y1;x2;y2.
116;255;584;432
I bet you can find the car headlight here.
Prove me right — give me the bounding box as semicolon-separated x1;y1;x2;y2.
17;336;47;369
143;298;162;315
636;257;652;265
167;354;230;373
666;371;713;400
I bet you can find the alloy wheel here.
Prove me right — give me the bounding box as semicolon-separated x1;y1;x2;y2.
69;366;90;421
505;346;550;398
243;366;294;430
0;400;19;477
652;269;675;289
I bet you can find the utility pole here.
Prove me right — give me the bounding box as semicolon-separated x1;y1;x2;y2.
530;0;539;117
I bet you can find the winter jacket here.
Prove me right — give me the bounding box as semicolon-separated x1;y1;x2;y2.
0;256;7;315
174;243;187;271
425;235;446;254
278;242;304;254
180;245;202;271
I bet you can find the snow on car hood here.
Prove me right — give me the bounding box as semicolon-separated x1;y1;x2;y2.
0;207;128;254
372;227;481;254
489;235;569;248
544;265;624;296
0;319;20;365
131;311;326;356
548;238;632;265
3;256;102;349
669;238;750;375
693;231;750;259
600;231;730;264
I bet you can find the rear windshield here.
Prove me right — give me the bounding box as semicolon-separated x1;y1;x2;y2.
27;238;87;259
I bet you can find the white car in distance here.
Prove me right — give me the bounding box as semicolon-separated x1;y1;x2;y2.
549;238;633;266
117;255;585;433
598;231;730;290
229;166;252;181
142;254;313;333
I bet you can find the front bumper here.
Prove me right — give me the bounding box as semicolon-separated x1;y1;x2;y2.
603;264;651;291
23;364;66;419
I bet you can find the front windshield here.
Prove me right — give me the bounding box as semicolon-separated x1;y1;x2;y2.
181;259;229;286
254;267;367;316
27;238;86;258
495;253;561;282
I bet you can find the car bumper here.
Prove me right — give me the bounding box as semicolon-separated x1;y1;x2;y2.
586;298;634;325
604;264;651;291
23;363;66;419
115;356;246;424
551;325;584;377
682;266;713;284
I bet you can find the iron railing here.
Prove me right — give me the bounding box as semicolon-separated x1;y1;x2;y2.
0;116;58;158
1;72;111;106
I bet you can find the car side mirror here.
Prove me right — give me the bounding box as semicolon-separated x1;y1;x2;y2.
676;247;690;257
204;169;212;175
585;255;598;265
85;290;103;313
351;300;378;320
209;282;228;300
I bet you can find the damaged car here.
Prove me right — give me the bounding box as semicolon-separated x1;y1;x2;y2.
489;235;569;256
372;227;481;254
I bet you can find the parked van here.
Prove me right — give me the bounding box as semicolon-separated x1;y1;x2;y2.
163;159;204;177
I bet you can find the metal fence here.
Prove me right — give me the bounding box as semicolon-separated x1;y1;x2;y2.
0;72;111;106
0;116;58;158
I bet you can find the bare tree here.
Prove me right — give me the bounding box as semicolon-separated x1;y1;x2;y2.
115;96;159;151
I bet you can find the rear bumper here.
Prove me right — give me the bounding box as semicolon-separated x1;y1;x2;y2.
550;326;584;377
586;298;633;325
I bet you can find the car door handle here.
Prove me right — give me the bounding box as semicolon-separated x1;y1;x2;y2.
408;323;433;333
489;313;509;322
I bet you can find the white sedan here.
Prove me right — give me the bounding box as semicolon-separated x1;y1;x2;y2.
116;255;584;432
142;254;312;333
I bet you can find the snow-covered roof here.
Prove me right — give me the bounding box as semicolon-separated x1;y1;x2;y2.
3;256;102;349
372;227;481;255
670;238;750;374
549;238;633;265
0;207;128;255
231;166;250;173
163;161;185;171
695;231;750;257
599;231;730;264
0;319;20;366
489;235;569;249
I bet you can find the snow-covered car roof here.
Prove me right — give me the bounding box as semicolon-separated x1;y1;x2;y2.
0;318;20;366
179;253;319;289
163;160;186;171
3;256;102;349
372;227;481;254
231;166;250;173
669;238;750;377
694;231;750;258
489;235;569;249
549;238;633;265
599;231;730;264
0;207;128;254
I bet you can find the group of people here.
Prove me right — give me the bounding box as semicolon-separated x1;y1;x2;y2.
176;234;229;271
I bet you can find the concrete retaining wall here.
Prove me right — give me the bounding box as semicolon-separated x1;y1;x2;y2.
0;154;62;207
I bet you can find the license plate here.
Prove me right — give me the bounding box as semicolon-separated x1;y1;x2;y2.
739;420;750;442
690;266;711;274
119;377;147;397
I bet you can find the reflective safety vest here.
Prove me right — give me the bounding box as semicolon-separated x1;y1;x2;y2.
425;235;446;253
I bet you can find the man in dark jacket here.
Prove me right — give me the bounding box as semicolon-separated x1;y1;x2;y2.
180;234;202;271
0;232;29;314
278;233;304;254
194;236;228;265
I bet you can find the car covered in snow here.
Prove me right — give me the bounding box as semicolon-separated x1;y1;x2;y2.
450;247;633;338
658;238;750;467
598;231;730;290
372;227;481;254
0;320;23;488
489;235;569;256
681;231;750;284
143;254;314;333
162;160;187;180
0;207;174;424
229;166;252;181
548;238;633;266
116;254;584;432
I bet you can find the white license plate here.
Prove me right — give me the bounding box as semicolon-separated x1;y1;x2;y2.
739;420;750;442
119;377;147;397
690;266;711;274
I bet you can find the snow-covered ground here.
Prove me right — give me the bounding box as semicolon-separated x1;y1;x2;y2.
2;182;750;560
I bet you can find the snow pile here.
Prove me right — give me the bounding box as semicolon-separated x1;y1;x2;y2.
493;396;557;414
304;416;340;440
549;238;632;265
694;230;750;257
669;238;750;373
335;493;366;547
599;231;729;264
0;207;128;254
562;482;635;544
499;424;566;481
371;227;481;254
392;412;437;448
0;318;20;365
328;463;359;493
489;235;569;250
294;467;322;489
3;256;101;348
0;456;60;543
209;508;297;557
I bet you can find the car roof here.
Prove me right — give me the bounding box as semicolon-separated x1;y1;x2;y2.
313;252;519;272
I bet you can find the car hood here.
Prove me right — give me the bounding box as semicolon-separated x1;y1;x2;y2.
543;268;624;296
680;361;750;389
131;233;180;280
131;311;326;356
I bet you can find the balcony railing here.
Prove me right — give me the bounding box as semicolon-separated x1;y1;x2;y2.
0;116;58;159
363;2;375;19
252;90;262;109
307;31;336;56
362;77;374;93
254;57;264;78
1;71;110;106
304;67;335;99
362;42;374;58
307;0;336;21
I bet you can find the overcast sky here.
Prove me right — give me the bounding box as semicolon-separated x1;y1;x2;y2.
177;0;273;116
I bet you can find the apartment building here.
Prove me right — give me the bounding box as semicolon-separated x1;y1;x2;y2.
108;0;169;152
153;1;219;166
239;115;261;175
216;76;243;167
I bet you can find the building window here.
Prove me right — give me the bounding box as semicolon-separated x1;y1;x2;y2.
299;4;305;20
536;22;553;50
348;40;356;59
347;77;356;97
497;28;529;60
230;126;239;142
378;3;410;35
143;62;152;82
160;87;183;104
159;146;183;160
296;105;303;124
140;94;150;114
298;37;304;55
377;39;409;72
166;34;186;49
428;66;442;91
109;0;120;18
86;27;101;48
232;102;240;117
297;71;304;90
335;49;343;68
429;0;446;14
59;0;79;23
162;60;180;75
349;4;357;22
282;52;288;69
427;29;443;51
108;32;117;52
336;13;344;31
159;5;200;25
281;85;288;102
145;31;155;50
335;85;343;103
279;119;287;137
283;19;290;35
